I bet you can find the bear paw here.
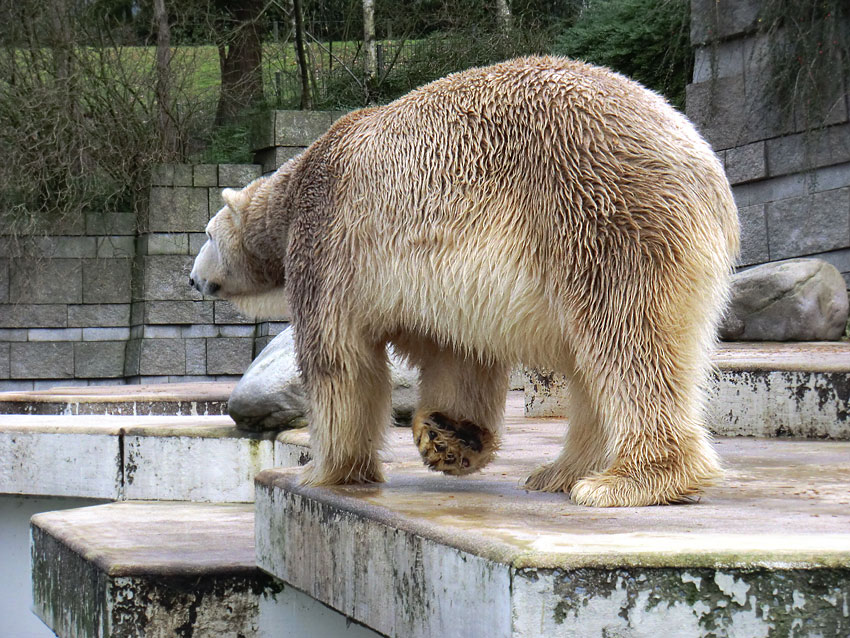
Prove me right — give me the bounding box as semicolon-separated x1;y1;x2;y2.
569;473;702;507
524;461;581;493
412;411;497;475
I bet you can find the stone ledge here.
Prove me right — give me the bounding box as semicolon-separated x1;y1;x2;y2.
256;400;850;637
0;410;274;502
31;502;277;638
0;381;233;416
525;342;850;438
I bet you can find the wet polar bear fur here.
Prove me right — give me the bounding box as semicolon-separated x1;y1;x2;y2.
190;56;740;507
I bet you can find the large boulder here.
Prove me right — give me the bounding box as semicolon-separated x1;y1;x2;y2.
720;258;849;341
228;328;419;431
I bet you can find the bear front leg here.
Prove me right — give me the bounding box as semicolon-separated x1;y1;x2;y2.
299;340;392;486
402;343;509;476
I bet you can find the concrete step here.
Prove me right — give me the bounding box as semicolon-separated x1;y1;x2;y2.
30;501;384;638
0;381;233;416
0;413;274;501
31;502;272;637
526;341;850;439
256;394;850;638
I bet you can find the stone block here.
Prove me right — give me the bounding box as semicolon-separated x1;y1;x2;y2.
732;172;807;208
219;325;255;338
145;300;214;325
74;341;126;378
151;164;174;186
206;338;254;375
172;164;194;187
273;110;346;147
85;212;137;236
193;164;218;187
148;187;209;233
10;259;82;304
11;342;74;379
82;259;133;304
0;328;26;341
692;40;744;84
214;300;258;324
805;162;850;194
189;233;207;255
690;0;760;44
31;236;97;259
0;259;7;303
185;339;207;374
143;255;200;301
0;342;9;378
124;339;141;376
208;188;226;217
254;146;304;174
182;324;219;338
82;327;131;341
768;124;850;178
0;304;67;328
737;203;769;266
68;304;131;327
143;325;182;338
218;164;261;188
725;141;766;184
28;328;82;342
687;75;788;151
95;236;136;259
130;302;145;326
767;188;850;260
145;233;189;255
139;338;186;376
251;110;276;150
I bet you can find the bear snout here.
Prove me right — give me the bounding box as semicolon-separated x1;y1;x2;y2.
188;275;220;297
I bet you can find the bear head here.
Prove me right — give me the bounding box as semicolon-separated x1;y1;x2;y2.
189;171;291;319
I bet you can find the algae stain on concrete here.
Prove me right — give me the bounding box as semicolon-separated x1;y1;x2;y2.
517;566;850;637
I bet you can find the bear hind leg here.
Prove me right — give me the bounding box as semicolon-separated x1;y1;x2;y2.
399;340;509;476
525;369;611;493
568;345;722;507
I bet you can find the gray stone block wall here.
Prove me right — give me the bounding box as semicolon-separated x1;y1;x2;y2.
0;112;331;391
687;0;850;288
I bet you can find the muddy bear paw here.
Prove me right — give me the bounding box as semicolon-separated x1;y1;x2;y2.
412;411;498;475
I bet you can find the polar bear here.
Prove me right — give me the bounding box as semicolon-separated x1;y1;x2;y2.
190;56;739;507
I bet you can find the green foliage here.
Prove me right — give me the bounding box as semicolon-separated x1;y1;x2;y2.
758;0;850;129
554;0;691;109
314;26;559;109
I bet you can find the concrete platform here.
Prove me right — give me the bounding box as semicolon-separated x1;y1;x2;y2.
0;382;233;416
257;394;850;638
0;413;274;501
31;502;275;638
526;341;850;439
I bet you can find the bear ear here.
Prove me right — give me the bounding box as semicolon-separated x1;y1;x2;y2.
222;187;249;215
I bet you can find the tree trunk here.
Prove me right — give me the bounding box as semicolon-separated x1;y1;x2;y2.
291;0;312;110
215;0;265;125
363;0;377;102
495;0;512;33
153;0;177;155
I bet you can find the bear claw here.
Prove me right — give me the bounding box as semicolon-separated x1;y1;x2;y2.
412;411;496;475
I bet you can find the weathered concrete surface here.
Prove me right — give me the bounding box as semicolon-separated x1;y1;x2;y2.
526;342;850;438
31;502;278;638
258;394;850;637
0;381;233;416
0;413;275;501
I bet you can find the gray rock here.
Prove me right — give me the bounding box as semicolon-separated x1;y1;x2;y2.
228;327;419;431
720;258;850;341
